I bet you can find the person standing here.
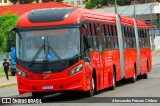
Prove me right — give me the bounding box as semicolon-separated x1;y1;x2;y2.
3;59;10;80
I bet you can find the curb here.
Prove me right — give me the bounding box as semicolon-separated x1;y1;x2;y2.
0;75;5;77
0;83;17;88
152;49;160;53
153;63;160;66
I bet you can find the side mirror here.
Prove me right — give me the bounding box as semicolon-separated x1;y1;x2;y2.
6;27;17;52
7;39;11;52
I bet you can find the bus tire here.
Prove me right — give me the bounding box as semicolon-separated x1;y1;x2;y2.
32;92;43;99
10;69;15;76
130;66;136;83
111;70;116;90
143;61;149;79
86;74;96;97
11;71;15;76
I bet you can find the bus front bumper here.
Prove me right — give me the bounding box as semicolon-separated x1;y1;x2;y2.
17;71;88;94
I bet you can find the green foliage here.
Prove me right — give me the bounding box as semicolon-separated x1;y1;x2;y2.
157;14;160;29
0;13;19;52
22;0;35;3
118;0;131;6
85;1;95;9
55;0;63;2
85;0;114;9
0;66;5;76
85;0;131;9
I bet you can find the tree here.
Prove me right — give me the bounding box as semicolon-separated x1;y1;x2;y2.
20;0;35;3
42;0;63;2
85;0;114;9
85;0;132;9
0;13;19;52
117;0;131;6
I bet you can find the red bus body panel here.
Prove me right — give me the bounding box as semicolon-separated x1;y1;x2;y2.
16;61;94;94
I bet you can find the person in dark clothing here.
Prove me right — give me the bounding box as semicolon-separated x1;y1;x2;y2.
3;59;10;80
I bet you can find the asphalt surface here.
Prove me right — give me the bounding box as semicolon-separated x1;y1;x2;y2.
0;64;160;106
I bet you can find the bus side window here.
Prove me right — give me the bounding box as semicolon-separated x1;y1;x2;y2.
142;29;144;48
138;29;141;48
101;24;106;50
140;29;143;48
114;25;118;49
132;28;136;48
105;24;111;49
84;22;93;51
96;23;103;53
109;25;113;49
82;22;88;36
129;27;134;49
146;29;149;47
110;25;115;49
123;26;127;48
143;29;145;48
91;23;98;51
145;29;148;48
126;27;129;48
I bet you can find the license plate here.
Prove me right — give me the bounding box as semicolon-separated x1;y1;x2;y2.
42;85;53;90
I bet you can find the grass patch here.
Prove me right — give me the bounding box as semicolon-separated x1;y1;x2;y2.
0;66;5;76
0;66;13;77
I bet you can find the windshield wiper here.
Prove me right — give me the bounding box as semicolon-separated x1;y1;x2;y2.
29;44;44;67
46;37;64;64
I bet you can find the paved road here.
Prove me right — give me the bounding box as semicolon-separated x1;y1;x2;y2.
0;64;160;106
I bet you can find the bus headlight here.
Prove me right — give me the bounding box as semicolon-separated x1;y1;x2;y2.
16;68;27;78
69;64;82;76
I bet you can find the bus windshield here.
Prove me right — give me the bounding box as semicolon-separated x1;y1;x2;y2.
16;28;80;61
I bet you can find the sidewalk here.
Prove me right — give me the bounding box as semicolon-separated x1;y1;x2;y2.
0;76;17;88
152;50;160;65
0;50;159;89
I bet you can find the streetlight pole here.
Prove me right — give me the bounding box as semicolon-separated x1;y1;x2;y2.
150;4;155;51
115;0;117;14
134;0;136;19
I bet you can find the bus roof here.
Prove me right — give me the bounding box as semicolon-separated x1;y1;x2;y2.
17;7;148;28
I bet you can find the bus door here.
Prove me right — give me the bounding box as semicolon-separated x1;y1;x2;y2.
100;24;112;88
94;25;105;90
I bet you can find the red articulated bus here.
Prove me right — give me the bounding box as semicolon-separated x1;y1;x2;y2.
7;7;152;98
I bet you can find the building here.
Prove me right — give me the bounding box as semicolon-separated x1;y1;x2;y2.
0;2;72;15
0;0;12;6
136;0;159;3
63;0;86;8
0;0;57;6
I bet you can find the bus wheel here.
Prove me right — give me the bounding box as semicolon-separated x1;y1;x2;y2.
143;62;149;79
10;69;15;76
86;75;96;97
143;72;148;79
111;71;116;90
130;69;136;83
11;71;15;76
32;92;43;99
